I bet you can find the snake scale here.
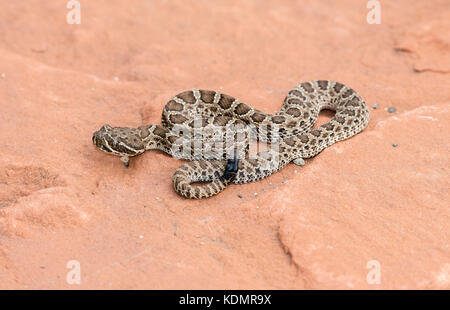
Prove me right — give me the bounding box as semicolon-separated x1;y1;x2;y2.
93;80;370;199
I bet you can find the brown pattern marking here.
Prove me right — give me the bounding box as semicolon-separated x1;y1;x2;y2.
333;82;344;93
218;93;235;109
210;182;219;192
166;100;184;111
234;102;252;115
286;107;301;117
288;90;301;97
343;110;355;116
301;82;314;93
169;114;189;124
288;89;305;98
200;90;216;104
283;137;296;147
204;186;212;196
347;97;361;107
272;115;286;124
251;112;266;123
168;135;178;143
335;116;346;124
213;115;232;126
153;126;169;138
342;88;354;98
196;163;206;175
286;121;297;128
139;126;150;138
317;80;329;91
287;98;301;106
321;123;334;131
311;129;321;137
194;187;200;198
177;91;196;104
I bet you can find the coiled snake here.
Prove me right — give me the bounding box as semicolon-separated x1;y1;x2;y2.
93;80;370;199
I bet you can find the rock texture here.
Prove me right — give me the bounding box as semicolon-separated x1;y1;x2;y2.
0;0;448;289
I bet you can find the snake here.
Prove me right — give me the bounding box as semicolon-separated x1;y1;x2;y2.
92;80;370;199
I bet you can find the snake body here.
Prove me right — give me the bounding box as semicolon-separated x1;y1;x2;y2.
93;80;370;199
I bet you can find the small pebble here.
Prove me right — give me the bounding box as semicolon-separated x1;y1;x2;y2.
392;143;398;147
254;192;258;196
388;106;396;113
293;158;305;166
294;169;298;174
139;235;144;239
238;194;243;198
113;76;120;81
1;73;5;79
268;181;272;185
372;103;379;109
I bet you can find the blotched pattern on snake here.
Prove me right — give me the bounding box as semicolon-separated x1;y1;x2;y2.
92;80;370;199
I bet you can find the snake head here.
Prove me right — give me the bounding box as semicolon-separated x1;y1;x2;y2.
92;124;145;157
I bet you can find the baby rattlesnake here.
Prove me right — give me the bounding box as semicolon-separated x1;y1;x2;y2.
93;80;370;199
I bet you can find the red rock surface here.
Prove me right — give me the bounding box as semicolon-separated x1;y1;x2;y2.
0;0;448;289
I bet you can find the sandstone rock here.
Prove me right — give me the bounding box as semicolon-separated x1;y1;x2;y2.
0;0;448;289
